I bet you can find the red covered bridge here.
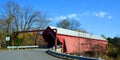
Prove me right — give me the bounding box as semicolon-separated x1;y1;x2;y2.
42;26;108;53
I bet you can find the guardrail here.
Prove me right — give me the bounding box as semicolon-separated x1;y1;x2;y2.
7;46;39;49
47;50;104;60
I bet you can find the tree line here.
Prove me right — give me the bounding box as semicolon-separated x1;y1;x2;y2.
0;1;50;47
0;0;83;47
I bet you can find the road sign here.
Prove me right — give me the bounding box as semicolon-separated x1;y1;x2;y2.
6;37;10;41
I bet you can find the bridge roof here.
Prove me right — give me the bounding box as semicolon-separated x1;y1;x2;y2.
48;26;107;41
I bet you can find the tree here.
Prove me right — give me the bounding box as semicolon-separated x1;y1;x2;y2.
69;18;81;30
111;37;120;49
0;0;50;32
101;34;107;39
56;18;81;30
0;0;50;47
107;37;120;59
56;19;70;29
56;18;88;33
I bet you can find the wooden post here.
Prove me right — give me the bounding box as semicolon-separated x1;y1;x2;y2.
12;32;15;46
55;29;57;50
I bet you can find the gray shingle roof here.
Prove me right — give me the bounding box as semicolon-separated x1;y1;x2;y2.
49;26;107;41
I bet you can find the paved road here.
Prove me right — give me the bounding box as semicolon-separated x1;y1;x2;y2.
0;49;62;60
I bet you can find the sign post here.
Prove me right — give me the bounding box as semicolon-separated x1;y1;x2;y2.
6;37;10;46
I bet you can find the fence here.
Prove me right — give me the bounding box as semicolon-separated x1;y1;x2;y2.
7;46;39;50
47;50;104;60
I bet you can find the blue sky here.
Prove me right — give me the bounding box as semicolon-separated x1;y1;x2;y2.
0;0;120;37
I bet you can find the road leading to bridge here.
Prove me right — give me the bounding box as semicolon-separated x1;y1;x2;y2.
0;49;62;60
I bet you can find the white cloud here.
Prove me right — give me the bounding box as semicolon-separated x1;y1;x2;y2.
49;11;112;21
55;16;67;20
49;18;53;20
93;11;112;19
94;12;107;18
49;16;67;21
49;13;79;21
108;16;112;19
81;11;90;16
68;14;77;19
68;13;80;20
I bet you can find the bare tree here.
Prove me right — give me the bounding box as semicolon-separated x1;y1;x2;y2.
56;19;70;29
56;18;85;31
69;18;81;30
0;0;50;32
0;0;50;47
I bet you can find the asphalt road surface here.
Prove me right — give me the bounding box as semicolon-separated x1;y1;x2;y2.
0;49;62;60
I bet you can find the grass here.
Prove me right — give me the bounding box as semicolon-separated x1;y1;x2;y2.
0;48;8;51
101;55;120;60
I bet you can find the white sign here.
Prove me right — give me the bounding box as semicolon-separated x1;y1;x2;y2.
6;37;10;41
